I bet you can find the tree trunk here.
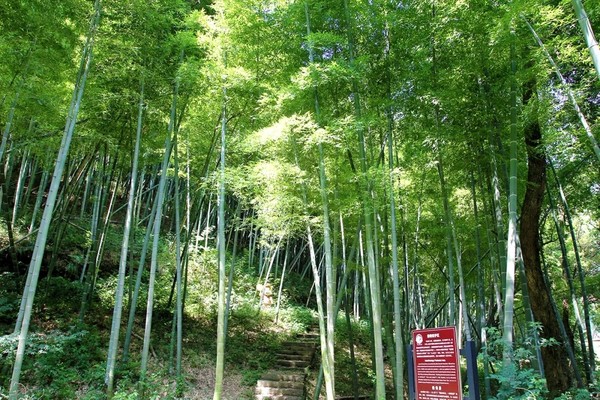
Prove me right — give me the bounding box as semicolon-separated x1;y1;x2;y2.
520;85;571;397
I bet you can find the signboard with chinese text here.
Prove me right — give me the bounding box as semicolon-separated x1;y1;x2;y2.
412;326;462;400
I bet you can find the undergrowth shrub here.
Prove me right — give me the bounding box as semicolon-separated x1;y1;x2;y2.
0;273;19;326
276;305;315;332
554;388;594;400
481;325;549;399
1;324;103;399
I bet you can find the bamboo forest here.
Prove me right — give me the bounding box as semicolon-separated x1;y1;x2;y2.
1;0;600;399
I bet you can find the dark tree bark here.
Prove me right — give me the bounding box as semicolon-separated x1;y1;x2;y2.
520;84;571;397
562;300;576;356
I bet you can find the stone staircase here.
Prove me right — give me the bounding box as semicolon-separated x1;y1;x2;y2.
255;331;319;400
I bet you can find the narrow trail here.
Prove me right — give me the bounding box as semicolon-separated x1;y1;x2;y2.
254;330;319;400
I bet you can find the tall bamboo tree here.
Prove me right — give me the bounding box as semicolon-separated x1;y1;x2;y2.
105;80;144;397
502;28;519;367
571;0;600;80
213;67;228;400
9;2;101;397
304;3;335;397
342;0;385;397
139;69;179;385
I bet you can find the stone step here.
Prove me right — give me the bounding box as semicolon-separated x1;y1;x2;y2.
281;349;315;355
255;386;304;397
336;396;370;400
260;372;305;382
256;380;304;390
297;332;319;340
279;344;314;350
296;334;319;340
255;395;303;400
253;327;320;400
290;340;318;346
276;356;312;363
277;349;315;359
276;352;313;361
276;359;310;369
281;341;318;349
281;341;317;349
285;337;317;344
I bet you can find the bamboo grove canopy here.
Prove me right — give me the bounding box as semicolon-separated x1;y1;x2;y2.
1;0;599;399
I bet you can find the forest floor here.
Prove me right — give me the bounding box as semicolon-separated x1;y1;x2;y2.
0;272;378;399
0;218;380;399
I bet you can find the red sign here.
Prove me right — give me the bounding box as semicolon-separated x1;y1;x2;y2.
412;326;462;400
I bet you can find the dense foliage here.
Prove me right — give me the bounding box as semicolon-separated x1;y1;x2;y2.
0;0;599;399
